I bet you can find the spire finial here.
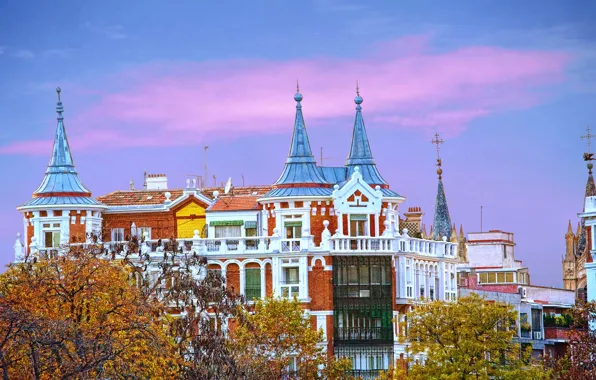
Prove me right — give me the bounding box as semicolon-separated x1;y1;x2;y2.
354;80;363;108
55;87;64;118
431;132;444;179
294;80;303;103
582;126;594;174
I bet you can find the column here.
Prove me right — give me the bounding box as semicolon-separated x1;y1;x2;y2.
260;265;267;298
239;264;246;297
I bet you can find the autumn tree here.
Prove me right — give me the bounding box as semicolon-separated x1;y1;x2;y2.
231;296;352;380
390;293;548;380
546;300;596;380
0;248;177;379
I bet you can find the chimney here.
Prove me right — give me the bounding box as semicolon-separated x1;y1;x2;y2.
403;206;424;234
146;174;168;190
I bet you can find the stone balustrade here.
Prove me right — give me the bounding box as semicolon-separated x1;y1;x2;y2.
15;224;458;262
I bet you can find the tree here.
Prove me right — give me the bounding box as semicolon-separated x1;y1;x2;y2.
0;248;177;379
390;294;548;380
231;296;352;379
547;300;596;380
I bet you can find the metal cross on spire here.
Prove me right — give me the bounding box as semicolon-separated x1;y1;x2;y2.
582;126;594;155
431;132;445;179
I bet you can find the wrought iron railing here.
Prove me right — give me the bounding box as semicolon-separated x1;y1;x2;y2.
334;327;393;342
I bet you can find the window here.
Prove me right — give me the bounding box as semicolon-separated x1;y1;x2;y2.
285;223;302;239
138;227;152;240
349;214;368;237
287;356;297;375
44;230;60;248
503;245;507;259
215;225;241;238
111;228;125;242
531;309;541;332
284;267;299;284
245;268;261;300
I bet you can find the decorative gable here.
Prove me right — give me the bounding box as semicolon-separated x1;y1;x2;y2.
332;166;382;215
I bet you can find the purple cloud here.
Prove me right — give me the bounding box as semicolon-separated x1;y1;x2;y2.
0;35;571;155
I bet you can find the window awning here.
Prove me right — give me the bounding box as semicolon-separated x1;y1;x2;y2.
284;221;302;227
210;220;244;227
350;214;368;221
244;221;257;228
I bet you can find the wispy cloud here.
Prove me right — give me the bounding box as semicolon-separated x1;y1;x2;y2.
84;21;126;40
0;34;572;155
13;49;35;59
0;46;6;55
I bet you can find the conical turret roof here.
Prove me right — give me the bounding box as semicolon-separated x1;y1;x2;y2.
19;88;103;208
345;87;388;186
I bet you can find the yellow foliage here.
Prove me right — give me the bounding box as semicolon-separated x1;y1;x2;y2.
0;251;177;379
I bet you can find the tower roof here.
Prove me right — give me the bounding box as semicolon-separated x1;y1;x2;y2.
431;133;452;240
19;88;102;209
432;177;452;240
269;87;329;194
345;87;388;186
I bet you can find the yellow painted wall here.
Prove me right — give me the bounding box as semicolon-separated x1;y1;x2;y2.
176;202;206;238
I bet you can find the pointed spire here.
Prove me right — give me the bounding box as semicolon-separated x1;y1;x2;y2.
459;224;465;238
345;83;388;185
431;133;452;240
567;220;574;236
272;86;328;186
31;88;92;196
429;225;434;239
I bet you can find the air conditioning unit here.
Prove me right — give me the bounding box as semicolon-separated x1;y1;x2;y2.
533;331;542;340
518;287;527;298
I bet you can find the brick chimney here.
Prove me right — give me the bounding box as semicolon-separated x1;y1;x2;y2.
402;206;424;235
146;174;168;190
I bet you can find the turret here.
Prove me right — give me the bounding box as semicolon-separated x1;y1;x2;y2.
16;88;106;258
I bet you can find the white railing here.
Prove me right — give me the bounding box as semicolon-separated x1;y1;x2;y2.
16;226;458;262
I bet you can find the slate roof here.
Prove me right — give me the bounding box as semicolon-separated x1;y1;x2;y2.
272;92;328;187
208;196;260;212
19;88;103;209
345;92;389;186
432;178;452;240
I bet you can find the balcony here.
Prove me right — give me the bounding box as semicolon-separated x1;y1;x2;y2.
544;327;571;340
334;327;393;343
18;226;459;263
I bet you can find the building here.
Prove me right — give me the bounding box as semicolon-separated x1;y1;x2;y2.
575;156;596;303
563;156;596;302
458;230;575;359
14;87;464;378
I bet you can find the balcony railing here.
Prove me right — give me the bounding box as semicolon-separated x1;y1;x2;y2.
334;327;393;342
244;285;261;300
17;226;459;263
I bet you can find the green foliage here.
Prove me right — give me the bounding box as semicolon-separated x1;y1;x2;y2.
394;294;550;380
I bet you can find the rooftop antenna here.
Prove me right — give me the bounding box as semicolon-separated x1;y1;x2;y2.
241;174;245;187
480;205;483;232
143;171;147;189
320;147;331;166
204;146;209;188
213;174;217;187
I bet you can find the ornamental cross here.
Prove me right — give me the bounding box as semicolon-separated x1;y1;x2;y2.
431;133;444;161
581;126;594;154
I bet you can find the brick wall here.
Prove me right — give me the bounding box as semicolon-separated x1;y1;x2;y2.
226;263;240;294
309;202;337;246
102;212;176;240
308;258;333;311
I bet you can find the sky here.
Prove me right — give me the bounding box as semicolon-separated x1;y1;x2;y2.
1;0;595;287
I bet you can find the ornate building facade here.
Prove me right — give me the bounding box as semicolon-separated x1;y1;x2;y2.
562;159;596;301
14;87;465;377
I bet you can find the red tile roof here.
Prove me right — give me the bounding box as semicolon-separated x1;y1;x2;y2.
208;196;260;212
97;186;271;206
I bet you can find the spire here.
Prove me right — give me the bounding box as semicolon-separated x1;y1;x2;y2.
431;133;452;240
345;83;388;185
459;224;465;238
567;220;574;236
32;88;92;196
273;86;328;186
